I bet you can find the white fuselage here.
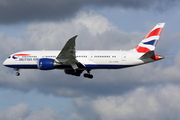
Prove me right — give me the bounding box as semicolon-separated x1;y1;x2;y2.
3;50;154;70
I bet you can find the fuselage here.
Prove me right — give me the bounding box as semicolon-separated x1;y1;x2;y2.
3;50;151;70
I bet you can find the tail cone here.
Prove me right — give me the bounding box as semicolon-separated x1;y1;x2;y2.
151;55;164;61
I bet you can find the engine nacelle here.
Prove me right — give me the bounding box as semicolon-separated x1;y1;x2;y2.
37;58;55;70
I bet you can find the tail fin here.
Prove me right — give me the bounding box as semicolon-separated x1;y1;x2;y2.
134;23;165;53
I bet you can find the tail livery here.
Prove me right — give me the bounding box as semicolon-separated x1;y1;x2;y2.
135;23;165;53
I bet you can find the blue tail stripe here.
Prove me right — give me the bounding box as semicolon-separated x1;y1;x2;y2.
143;40;156;46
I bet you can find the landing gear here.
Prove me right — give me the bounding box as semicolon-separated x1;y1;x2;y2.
83;70;93;79
15;72;20;76
84;73;93;79
14;68;20;76
64;69;93;79
64;69;83;77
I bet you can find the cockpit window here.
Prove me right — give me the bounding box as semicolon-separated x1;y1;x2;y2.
8;56;11;59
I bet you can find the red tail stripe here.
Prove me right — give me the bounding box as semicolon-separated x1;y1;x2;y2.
144;28;163;39
135;46;150;53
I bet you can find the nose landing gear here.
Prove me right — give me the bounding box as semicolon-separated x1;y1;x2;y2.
15;72;20;76
14;68;20;76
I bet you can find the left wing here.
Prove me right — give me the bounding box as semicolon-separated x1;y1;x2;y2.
56;35;81;69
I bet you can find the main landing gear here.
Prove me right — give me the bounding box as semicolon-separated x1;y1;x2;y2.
83;70;93;79
14;68;20;76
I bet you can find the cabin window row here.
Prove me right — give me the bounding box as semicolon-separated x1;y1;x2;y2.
94;56;111;58
45;56;56;58
76;56;116;58
76;56;87;58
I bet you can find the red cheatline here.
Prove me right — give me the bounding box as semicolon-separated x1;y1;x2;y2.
13;54;30;56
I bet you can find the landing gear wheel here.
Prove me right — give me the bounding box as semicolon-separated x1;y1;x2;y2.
84;73;93;79
15;72;20;76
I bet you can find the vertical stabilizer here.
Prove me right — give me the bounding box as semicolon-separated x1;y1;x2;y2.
134;23;165;53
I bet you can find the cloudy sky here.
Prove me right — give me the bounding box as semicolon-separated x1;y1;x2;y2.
0;0;180;119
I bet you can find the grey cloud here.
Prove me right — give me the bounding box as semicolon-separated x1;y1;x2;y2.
0;103;60;120
72;85;180;120
0;34;24;57
0;103;29;120
0;0;179;24
0;0;81;24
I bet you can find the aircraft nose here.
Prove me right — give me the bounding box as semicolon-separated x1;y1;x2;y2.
3;59;8;66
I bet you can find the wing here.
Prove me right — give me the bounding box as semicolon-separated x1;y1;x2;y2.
56;35;82;69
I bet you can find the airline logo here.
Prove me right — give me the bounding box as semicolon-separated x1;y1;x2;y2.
12;54;30;59
135;23;165;53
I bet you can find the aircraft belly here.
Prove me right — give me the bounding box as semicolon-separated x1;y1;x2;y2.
5;64;38;69
84;63;135;69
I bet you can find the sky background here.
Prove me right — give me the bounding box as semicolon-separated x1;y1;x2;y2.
0;0;180;120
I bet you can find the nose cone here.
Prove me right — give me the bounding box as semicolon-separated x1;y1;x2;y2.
3;59;10;67
3;58;14;68
3;59;7;66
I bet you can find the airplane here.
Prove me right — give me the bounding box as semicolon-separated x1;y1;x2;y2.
3;23;165;79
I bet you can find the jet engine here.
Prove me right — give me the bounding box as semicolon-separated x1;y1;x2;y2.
37;58;55;70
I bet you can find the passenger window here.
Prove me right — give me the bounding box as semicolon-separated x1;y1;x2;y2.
8;56;11;59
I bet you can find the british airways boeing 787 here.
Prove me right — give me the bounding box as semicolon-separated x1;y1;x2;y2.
3;23;165;78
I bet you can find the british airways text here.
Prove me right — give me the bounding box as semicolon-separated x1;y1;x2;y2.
19;58;39;61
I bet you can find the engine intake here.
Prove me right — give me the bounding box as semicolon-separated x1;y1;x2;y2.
37;58;55;70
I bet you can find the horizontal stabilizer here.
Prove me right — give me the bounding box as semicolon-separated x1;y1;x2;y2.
140;51;154;59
